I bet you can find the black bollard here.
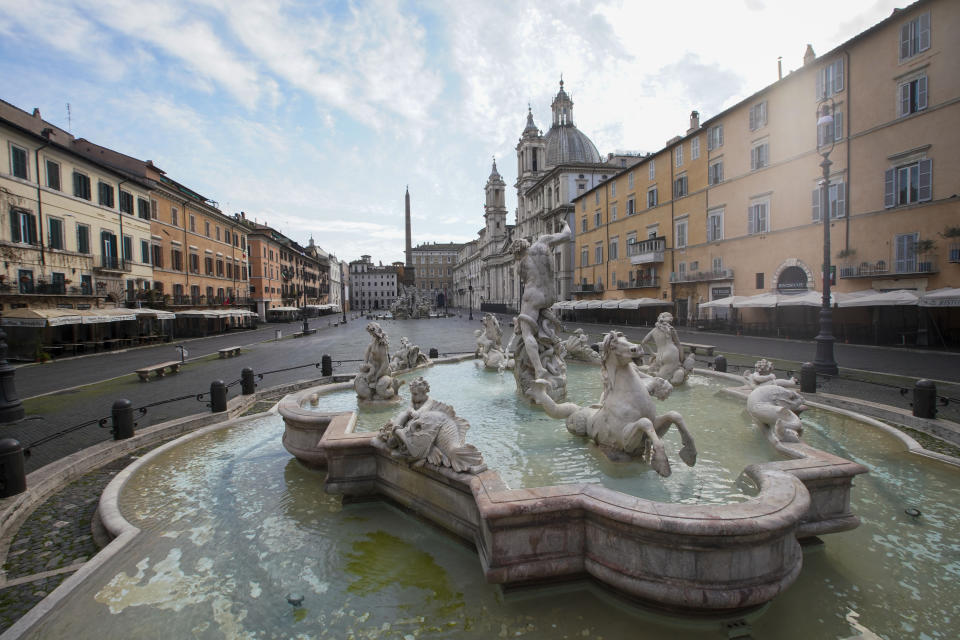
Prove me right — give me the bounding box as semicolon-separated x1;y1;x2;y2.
241;367;256;395
111;399;135;440
0;317;24;424
913;379;937;419
713;354;727;373
429;348;439;359
800;362;817;393
0;438;26;497
210;380;227;413
321;354;333;377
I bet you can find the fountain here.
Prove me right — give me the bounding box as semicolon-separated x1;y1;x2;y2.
390;284;432;319
353;322;402;402
10;344;960;639
474;313;513;371
639;312;694;385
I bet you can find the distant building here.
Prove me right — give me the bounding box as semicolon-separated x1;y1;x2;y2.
410;241;463;308
349;255;398;311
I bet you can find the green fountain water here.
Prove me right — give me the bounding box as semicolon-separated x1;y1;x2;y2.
21;362;960;639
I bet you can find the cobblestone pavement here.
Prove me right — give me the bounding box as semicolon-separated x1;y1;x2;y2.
0;451;144;633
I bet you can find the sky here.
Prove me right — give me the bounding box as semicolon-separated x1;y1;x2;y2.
0;0;906;264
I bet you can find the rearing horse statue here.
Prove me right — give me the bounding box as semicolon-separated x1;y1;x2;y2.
526;331;697;477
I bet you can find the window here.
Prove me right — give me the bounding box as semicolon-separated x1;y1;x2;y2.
609;236;619;260
150;198;158;219
122;235;133;261
204;221;211;237
205;256;214;275
189;215;196;232
98;181;114;208
46;160;60;190
140;239;150;263
628;172;634;190
226;262;233;279
675;219;688;249
580;246;589;267
580;199;586;212
899;11;930;61
750;142;769;171
707;208;724;242
749;101;767;131
895;232;919;273
647;188;658;208
151;244;163;268
48;217;64;249
9;145;27;179
712;257;722;273
626;197;636;216
594;212;602;228
748;201;769;234
691;137;700;160
216;227;221;241
707;125;723;150
119;190;133;214
171;248;183;271
885;159;932;207
675;145;683;167
77;224;90;254
678;262;686;278
648;160;655;180
581;217;587;232
171;207;178;226
816;59;844;99
812;181;846;220
817;111;844;146
101;231;118;267
594;243;603;265
224;229;231;245
610;182;616;197
217;259;225;277
898;76;928;117
611;203;618;221
137;198;150;220
190;253;200;274
73;171;91;200
756;273;764;289
10;209;37;244
673;175;688;198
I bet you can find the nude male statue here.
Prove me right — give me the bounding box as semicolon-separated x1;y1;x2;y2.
511;221;572;380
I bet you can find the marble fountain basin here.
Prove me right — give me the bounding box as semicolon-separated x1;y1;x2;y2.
280;359;867;615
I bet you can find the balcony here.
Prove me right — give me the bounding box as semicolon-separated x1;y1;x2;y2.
670;268;734;283
839;257;938;279
572;283;603;294
617;277;660;289
628;237;666;265
94;256;132;273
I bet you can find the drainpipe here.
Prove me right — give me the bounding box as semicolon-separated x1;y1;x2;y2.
844;48;851;253
116;180;127;275
33;131;52;269
669;151;676;308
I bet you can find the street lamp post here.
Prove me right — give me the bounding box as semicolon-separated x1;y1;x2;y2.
813;98;839;375
340;275;347;324
468;284;473;321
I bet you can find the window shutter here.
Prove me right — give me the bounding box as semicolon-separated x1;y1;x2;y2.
749;107;756;131
918;12;930;52
816;68;824;99
761;101;767;125
28;215;38;244
900;23;911;60
918;158;932;202
836;182;846;218
812;187;821;222
834;111;843;140
10;212;21;243
707;131;713;151
834;60;844;93
748;206;756;234
899;82;910;117
917;76;927;110
718;126;723;147
884;168;896;208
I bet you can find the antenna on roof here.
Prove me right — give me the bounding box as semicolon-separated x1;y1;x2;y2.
66;103;71;132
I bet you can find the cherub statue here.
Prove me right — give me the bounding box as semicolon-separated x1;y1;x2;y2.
640;312;695;385
743;359;798;389
391;336;430;371
562;328;601;363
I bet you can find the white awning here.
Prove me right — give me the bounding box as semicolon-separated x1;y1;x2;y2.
80;309;136;324
133;308;176;320
176;310;220;319
601;300;623;309
0;308;83;327
733;293;779;308
699;295;740;309
776;291;828;307
838;289;919;307
267;306;301;313
617;297;672;309
920;287;960;307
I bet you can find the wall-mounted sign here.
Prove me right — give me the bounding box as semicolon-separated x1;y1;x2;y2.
776;266;808;292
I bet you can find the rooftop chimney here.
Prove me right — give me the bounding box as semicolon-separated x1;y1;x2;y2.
778;56;783;80
687;110;700;135
32;108;41;119
803;44;816;66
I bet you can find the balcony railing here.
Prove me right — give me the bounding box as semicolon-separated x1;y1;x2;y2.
627;237;666;265
618;276;660;289
572;283;603;294
669;268;734;283
95;256;131;272
949;244;960;264
839;256;938;278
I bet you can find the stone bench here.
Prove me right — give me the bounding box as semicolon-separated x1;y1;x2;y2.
218;346;242;358
681;342;716;356
135;361;182;381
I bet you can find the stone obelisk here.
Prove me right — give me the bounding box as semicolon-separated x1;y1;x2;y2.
403;186;415;286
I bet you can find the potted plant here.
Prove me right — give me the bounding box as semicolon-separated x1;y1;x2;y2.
914;238;936;272
836;248;856;259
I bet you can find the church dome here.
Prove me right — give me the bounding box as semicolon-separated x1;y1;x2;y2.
543;79;601;167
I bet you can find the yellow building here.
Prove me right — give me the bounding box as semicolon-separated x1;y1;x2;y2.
574;0;959;342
